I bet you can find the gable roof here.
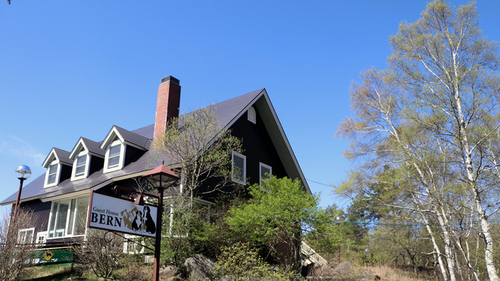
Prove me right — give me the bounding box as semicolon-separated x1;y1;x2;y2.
69;137;105;159
101;125;151;151
1;88;309;205
42;148;72;168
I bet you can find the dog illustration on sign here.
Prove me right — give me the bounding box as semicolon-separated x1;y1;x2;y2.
120;206;156;234
143;205;156;234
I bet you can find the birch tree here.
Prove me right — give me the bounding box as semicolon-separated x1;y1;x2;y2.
337;1;500;280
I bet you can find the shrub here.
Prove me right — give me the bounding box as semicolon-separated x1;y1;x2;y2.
211;242;298;281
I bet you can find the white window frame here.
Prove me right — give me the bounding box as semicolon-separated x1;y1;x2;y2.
103;139;125;173
71;150;89;181
36;231;47;246
232;151;246;185
47;196;89;239
18;227;35;245
247;106;256;124
123;234;146;254
259;162;272;186
44;160;60;188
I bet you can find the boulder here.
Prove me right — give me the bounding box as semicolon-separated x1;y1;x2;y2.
160;265;181;277
184;254;215;280
359;273;381;281
333;262;354;277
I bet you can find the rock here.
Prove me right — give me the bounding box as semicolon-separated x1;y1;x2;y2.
160;265;181;277
333;262;353;277
184;254;215;280
310;263;336;277
359;273;381;281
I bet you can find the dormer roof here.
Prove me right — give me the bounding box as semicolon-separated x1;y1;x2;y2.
100;125;151;151
69;137;105;159
42;147;72;168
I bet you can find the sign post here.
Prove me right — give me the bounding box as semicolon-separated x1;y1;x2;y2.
142;164;180;281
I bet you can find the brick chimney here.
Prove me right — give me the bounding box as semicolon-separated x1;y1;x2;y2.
153;76;181;144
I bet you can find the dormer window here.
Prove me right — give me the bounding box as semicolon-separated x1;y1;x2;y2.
70;137;105;181
71;149;88;181
108;142;121;168
46;161;59;186
100;125;148;174
104;138;125;173
75;154;87;176
43;148;72;188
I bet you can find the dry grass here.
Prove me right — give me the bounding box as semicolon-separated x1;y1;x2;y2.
25;264;73;279
358;265;438;281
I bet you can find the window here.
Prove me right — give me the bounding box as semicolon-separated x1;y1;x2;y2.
104;139;124;173
18;228;35;244
47;196;89;238
108;144;121;168
123;235;145;254
259;162;272;185
71;150;88;181
247;106;256;124
45;161;59;188
36;232;47;246
232;152;246;184
75;155;87;176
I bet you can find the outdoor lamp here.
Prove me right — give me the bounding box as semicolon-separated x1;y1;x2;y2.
10;165;31;237
143;162;180;281
14;165;31;209
143;163;179;189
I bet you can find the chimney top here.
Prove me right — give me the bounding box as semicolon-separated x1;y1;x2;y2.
161;76;180;85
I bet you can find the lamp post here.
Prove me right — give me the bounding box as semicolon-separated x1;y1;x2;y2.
143;163;180;281
14;165;31;210
10;165;31;239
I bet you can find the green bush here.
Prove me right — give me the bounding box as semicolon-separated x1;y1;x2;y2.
211;242;298;281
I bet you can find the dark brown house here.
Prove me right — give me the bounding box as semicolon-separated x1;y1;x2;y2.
1;76;310;248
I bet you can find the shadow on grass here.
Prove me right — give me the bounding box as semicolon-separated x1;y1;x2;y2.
29;271;96;281
27;267;97;281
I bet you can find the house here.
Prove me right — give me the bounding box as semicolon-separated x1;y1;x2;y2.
0;76;310;247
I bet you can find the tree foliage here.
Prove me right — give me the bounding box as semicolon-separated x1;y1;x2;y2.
226;175;318;268
154;104;243;201
337;1;500;280
154;105;243;267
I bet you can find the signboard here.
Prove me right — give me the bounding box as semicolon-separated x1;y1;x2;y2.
28;248;73;265
88;191;158;238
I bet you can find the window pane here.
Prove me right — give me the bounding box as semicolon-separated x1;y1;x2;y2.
55;200;69;237
108;144;121;168
48;174;56;184
48;163;58;184
110;145;121;157
48;202;58;238
75;155;87;176
232;153;245;183
26;229;34;244
67;199;77;235
49;163;58;174
261;166;270;179
75;196;89;235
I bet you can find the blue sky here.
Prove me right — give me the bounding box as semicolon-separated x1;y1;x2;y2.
1;0;500;211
